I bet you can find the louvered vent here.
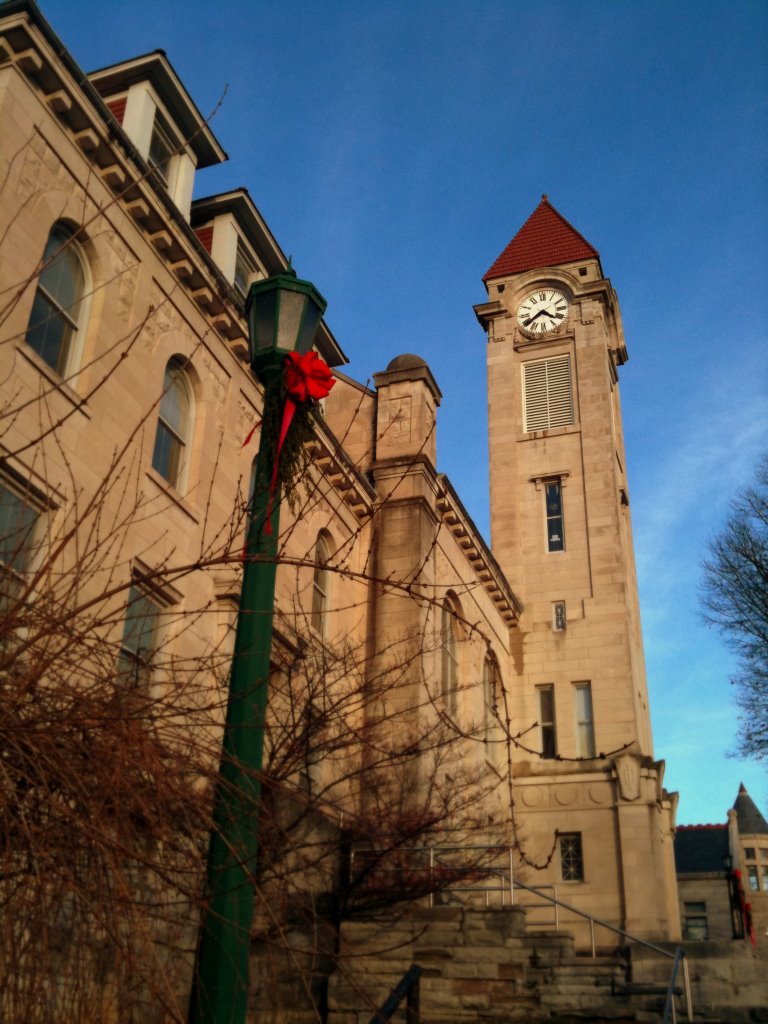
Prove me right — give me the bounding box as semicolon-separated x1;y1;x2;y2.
522;355;574;432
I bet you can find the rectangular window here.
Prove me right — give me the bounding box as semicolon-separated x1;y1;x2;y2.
522;355;574;432
760;849;768;863
683;901;708;940
118;586;161;685
0;480;40;573
545;480;565;552
747;866;760;892
744;847;756;860
538;684;557;758
233;242;257;300
574;682;596;758
552;600;566;631
0;478;42;611
149;118;175;186
560;833;584;882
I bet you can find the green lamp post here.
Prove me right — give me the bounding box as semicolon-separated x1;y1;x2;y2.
188;267;327;1024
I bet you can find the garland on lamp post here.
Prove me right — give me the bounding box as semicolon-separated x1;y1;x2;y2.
189;273;332;1024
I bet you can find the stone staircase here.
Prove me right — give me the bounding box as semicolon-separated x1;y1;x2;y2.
250;903;768;1022
326;906;680;1023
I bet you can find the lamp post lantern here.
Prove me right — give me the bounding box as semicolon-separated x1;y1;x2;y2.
188;267;327;1024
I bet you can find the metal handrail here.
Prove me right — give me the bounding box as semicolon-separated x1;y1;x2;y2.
663;947;692;1024
512;877;692;1022
368;964;422;1024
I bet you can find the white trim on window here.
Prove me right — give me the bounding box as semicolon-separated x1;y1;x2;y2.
537;683;557;758
152;358;195;493
573;681;596;758
25;222;91;378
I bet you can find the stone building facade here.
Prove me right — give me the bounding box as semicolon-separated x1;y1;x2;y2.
0;1;689;1017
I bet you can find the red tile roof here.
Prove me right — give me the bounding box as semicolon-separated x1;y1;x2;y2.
483;196;600;281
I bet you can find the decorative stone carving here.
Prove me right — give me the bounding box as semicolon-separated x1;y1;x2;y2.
379;396;412;441
142;285;183;351
520;786;543;807
588;783;611;805
202;351;230;428
104;229;139;322
616;754;640;801
554;784;578;806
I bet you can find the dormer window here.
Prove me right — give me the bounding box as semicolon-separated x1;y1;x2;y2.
149;117;175;187
233;241;256;300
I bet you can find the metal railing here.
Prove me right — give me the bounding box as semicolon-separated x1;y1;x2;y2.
512;876;693;1023
350;843;693;1023
368;964;422;1024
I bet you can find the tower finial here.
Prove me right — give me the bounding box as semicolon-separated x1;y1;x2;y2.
542;193;548;201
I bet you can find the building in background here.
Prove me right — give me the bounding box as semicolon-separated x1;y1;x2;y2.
674;784;767;950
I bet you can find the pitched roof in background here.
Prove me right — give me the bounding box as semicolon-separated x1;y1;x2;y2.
483;195;600;281
733;783;768;835
674;824;729;873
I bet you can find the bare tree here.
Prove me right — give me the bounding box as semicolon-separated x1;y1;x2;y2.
702;454;768;762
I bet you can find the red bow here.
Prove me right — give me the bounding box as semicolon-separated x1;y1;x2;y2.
262;352;335;535
284;350;335;403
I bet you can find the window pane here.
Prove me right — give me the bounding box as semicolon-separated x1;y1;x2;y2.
553;601;566;630
575;683;596;758
152;362;191;487
538;685;556;758
747;866;759;891
545;481;565;552
118;587;159;684
234;244;256;298
0;482;39;572
26;290;73;373
684;917;708;941
40;231;83;314
149;121;174;184
744;847;756;860
26;225;83;374
539;686;554;722
560;834;584;881
442;603;458;712
311;538;329;634
160;366;190;436
152;421;181;484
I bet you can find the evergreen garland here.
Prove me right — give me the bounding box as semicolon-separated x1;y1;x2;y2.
259;379;317;511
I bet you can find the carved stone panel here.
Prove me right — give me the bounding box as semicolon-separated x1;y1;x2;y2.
616;754;640;801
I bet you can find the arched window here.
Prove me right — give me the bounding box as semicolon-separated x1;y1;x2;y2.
25;223;87;375
311;534;330;636
441;598;461;714
152;359;194;490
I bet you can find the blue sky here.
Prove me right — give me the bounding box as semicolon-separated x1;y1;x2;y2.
40;0;768;823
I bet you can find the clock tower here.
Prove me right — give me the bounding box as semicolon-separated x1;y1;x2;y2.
475;197;680;942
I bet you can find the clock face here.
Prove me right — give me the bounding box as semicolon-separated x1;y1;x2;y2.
517;289;569;335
